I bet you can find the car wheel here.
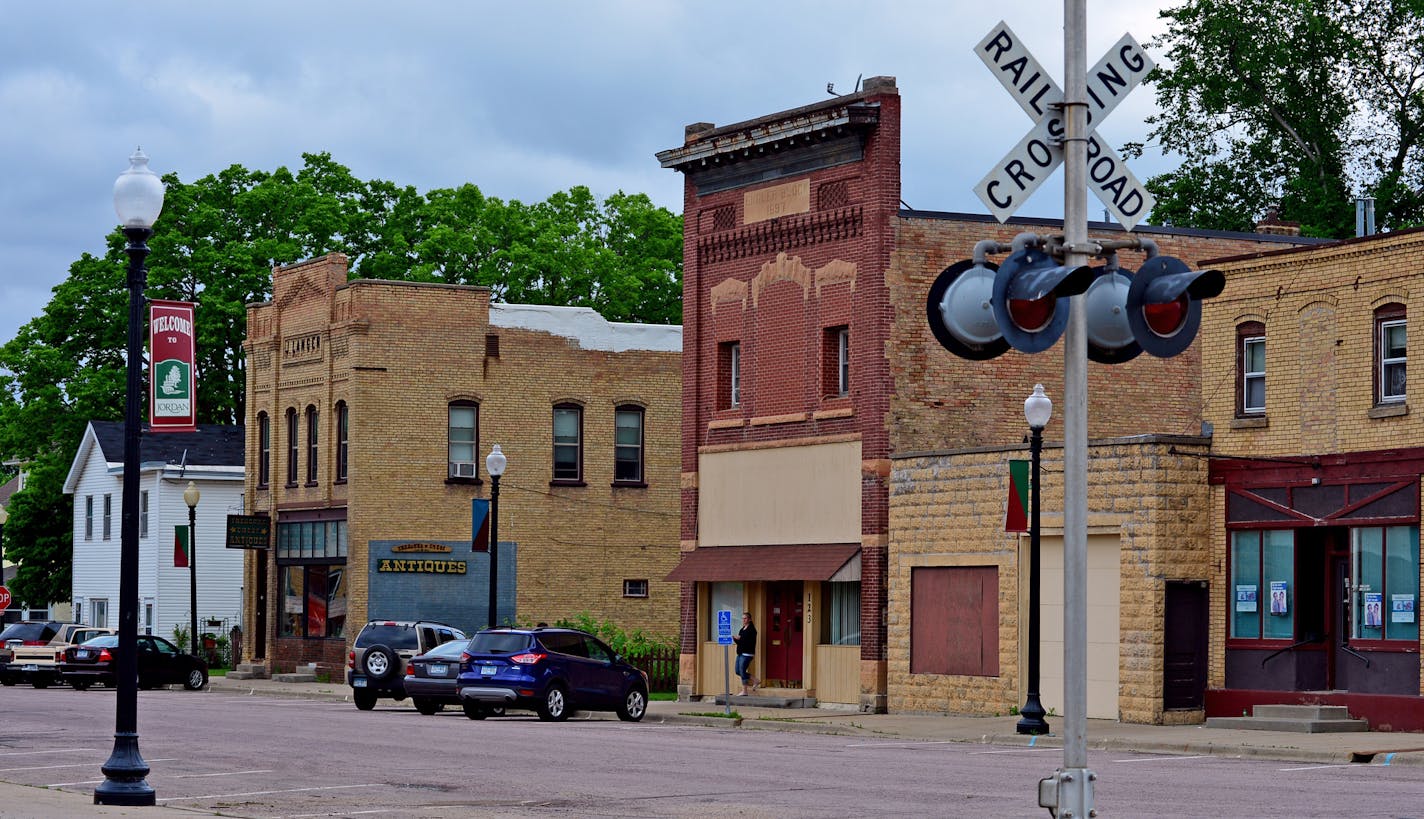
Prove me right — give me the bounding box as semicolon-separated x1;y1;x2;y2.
617;685;648;722
362;645;398;681
463;701;487;720
414;698;442;716
70;680;92;692
489;706;506;717
183;668;208;691
32;678;50;690
537;684;570;722
353;689;378;711
0;677;15;686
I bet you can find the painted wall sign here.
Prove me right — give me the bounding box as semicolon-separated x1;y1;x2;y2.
377;558;468;574
149;299;197;433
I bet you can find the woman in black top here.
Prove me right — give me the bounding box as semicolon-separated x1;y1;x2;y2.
734;612;759;695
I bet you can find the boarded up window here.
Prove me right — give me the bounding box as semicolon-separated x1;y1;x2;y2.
910;566;999;676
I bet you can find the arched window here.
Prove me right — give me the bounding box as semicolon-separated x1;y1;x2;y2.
613;405;645;485
285;408;299;486
1237;322;1265;416
257;412;271;488
552;403;583;484
448;401;479;479
335;402;349;482
1375;303;1406;404
305;405;319;485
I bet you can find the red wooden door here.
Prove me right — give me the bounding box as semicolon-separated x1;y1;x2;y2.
764;581;804;687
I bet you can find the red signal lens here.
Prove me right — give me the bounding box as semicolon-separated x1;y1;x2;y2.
1143;296;1189;337
1007;297;1055;333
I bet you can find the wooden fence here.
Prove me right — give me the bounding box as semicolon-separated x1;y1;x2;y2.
629;647;678;692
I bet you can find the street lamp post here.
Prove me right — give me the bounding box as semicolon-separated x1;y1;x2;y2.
1017;384;1052;736
95;148;164;807
184;481;200;656
485;444;506;630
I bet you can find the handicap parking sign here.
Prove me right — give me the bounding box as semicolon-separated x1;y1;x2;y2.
716;609;734;645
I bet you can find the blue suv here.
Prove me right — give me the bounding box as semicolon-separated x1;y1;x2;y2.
456;628;648;722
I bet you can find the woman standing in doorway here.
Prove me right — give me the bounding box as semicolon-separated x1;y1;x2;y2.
735;612;760;695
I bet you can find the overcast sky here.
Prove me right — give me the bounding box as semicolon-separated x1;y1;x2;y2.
0;1;1177;349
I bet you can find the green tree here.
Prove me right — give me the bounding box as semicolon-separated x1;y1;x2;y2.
1134;0;1424;237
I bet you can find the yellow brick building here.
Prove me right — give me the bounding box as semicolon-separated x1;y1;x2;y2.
1199;227;1424;730
241;255;682;673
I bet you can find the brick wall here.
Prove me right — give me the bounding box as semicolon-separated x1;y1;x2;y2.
244;255;682;670
888;436;1212;723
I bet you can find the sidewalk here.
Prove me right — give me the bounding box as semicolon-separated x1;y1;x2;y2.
6;675;1421;817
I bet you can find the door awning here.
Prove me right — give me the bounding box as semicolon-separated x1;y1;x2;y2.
664;544;860;582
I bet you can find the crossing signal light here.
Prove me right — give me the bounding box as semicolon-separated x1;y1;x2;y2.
990;247;1095;354
928;251;1223;362
1125;256;1225;358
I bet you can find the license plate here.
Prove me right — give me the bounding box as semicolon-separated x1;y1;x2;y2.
76;650;90;659
352;677;367;688
480;665;497;677
428;663;448;676
21;664;37;672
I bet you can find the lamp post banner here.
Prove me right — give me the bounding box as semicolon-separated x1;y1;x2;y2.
1006;459;1030;533
149;300;197;433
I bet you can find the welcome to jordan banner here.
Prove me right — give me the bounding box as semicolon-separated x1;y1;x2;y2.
149;300;197;433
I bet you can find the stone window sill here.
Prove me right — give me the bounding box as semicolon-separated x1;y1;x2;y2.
1369;402;1408;419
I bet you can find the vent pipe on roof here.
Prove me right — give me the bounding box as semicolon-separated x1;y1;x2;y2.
1356;197;1376;237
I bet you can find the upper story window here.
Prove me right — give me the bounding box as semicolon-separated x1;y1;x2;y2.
335;402;349;483
1376;304;1406;404
139;490;149;539
257;412;271;488
718;342;741;410
448;402;479;480
286;407;299;487
553;403;584;484
85;495;93;540
614;405;645;485
305;405;319;485
1238;322;1265;416
102;494;112;540
823;326;849;398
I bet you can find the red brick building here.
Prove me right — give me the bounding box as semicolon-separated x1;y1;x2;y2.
659;78;1320;714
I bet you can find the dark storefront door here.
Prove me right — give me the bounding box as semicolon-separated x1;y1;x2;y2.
255;553;268;660
764;581;803;687
1163;581;1208;710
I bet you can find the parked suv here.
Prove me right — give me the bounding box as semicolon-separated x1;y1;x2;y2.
455;627;648;722
346;620;465;711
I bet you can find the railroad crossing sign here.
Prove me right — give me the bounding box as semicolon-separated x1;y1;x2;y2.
973;21;1157;230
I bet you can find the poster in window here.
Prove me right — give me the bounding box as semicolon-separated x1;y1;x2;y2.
1269;581;1288;615
1364;592;1383;628
1235;585;1258;612
1392;594;1416;624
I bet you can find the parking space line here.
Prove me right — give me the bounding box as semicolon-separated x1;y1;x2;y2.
13;757;179;774
156;783;384;802
0;748;99;757
1111;755;1207;763
844;740;961;748
1279;764;1355;771
969;748;1059;755
174;769;275;778
46;779;105;787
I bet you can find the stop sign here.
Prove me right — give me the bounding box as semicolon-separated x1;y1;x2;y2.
0;586;10;612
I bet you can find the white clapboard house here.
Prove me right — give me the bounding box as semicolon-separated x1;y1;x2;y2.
63;421;245;642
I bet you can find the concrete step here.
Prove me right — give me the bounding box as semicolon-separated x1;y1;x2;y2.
712;692;818;709
270;672;318;683
229;663;268;680
1253;704;1351;721
1204;715;1369;733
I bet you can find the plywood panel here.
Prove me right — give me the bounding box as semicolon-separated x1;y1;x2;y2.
699;441;861;546
814;644;861;704
1038;534;1121;720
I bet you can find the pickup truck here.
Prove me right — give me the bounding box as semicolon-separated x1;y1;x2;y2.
0;622;116;688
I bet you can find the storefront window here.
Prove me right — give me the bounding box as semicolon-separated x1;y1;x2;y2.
820;581;860;645
708;581;743;637
1352;525;1419;642
278;517;349;639
1231;529;1294;640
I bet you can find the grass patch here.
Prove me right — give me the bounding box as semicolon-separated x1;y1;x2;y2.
682;710;742;719
209;668;227;677
650;692;677;701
